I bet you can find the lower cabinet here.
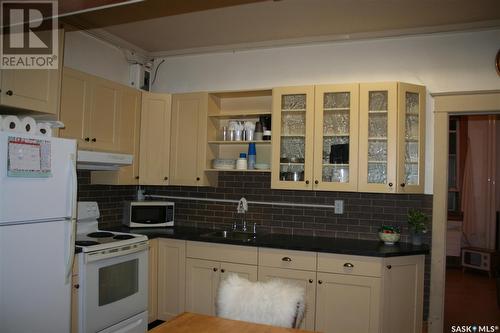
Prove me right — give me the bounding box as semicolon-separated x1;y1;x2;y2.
157;238;186;322
185;241;258;316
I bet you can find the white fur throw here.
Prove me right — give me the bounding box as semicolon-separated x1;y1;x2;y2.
217;274;305;328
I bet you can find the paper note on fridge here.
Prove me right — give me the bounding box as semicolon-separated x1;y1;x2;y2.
7;136;52;177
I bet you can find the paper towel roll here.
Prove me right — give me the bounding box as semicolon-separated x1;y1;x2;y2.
20;117;37;134
1;115;22;132
36;122;52;137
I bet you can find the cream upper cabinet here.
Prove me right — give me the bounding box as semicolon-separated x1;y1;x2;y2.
59;67;122;152
272;84;359;191
0;30;63;114
157;239;186;322
139;92;171;185
271;86;315;190
170;93;214;186
358;82;425;193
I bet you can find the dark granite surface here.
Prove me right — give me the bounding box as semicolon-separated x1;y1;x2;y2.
113;226;429;258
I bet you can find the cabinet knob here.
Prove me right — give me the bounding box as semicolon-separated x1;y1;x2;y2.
135;176;139;180
196;177;200;181
314;180;319;184
84;137;90;142
343;262;354;268
308;279;313;283
91;138;96;142
221;269;225;273
281;257;292;262
74;284;80;289
6;90;13;96
305;180;310;185
164;176;168;180
386;265;392;269
318;280;323;284
388;182;393;187
213;267;218;272
400;183;406;188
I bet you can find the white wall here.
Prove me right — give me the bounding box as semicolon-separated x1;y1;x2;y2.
63;31;131;85
151;29;500;194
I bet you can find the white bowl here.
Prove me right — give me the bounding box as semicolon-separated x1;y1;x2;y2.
378;232;401;245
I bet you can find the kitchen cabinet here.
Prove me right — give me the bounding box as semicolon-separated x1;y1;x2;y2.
71;256;79;333
90;86;142;185
157;238;186;322
358;83;425;193
0;30;63;114
59;67;122;152
148;239;158;323
205;90;273;174
170;93;216;186
258;248;317;331
185;241;258;316
139;92;172;185
271;84;359;191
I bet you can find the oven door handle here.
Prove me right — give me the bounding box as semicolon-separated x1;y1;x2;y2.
85;241;149;263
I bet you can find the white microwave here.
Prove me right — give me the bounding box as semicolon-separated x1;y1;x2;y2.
123;201;174;227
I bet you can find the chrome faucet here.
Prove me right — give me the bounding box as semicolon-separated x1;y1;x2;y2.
236;197;248;232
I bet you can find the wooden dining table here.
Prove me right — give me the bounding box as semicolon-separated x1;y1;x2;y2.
149;312;316;333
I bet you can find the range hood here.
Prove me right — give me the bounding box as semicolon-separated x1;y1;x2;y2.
77;150;133;170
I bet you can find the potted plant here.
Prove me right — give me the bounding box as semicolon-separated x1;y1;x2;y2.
407;209;428;246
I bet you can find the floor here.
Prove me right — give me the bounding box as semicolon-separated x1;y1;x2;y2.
444;268;500;331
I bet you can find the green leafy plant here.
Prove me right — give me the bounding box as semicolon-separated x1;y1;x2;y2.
407;209;428;233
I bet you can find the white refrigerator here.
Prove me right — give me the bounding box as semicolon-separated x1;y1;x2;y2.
0;131;77;333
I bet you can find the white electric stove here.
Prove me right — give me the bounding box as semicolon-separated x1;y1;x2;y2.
76;202;148;333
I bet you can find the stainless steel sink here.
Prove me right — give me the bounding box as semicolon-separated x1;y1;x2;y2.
201;230;255;242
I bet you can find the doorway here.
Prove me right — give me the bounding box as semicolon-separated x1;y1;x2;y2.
444;115;500;331
429;91;500;333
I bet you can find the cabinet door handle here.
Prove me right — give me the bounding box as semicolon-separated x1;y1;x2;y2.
314;180;319;184
305;180;310;185
221;269;225;273
343;263;354;268
84;137;90;142
91;138;96;142
400;183;406;188
213;267;218;272
386;265;392;269
5;90;13;96
135;176;139;180
196;177;200;181
318;280;323;284
308;279;313;283
281;257;292;262
74;284;80;289
388;182;393;187
164;176;168;180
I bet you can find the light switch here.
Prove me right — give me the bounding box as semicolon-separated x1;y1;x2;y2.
334;200;344;214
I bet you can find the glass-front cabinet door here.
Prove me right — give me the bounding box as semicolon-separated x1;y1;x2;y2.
358;83;398;193
313;84;359;191
397;83;426;193
271;86;315;190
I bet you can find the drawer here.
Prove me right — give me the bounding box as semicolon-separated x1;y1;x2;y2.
186;241;257;265
259;247;317;271
317;253;383;277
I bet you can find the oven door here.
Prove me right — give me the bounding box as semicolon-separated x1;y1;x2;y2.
80;242;148;333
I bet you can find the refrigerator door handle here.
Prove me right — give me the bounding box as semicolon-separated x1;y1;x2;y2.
65;154;77;283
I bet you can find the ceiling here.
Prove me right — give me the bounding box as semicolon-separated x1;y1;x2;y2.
64;0;500;57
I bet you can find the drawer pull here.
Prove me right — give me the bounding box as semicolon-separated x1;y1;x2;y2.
281;257;292;262
343;263;354;268
213;267;218;272
386;265;392;269
6;90;13;96
318;280;323;284
308;279;313;283
221;269;225;273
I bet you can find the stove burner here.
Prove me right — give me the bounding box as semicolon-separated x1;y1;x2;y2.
87;231;114;238
113;234;135;240
76;240;99;246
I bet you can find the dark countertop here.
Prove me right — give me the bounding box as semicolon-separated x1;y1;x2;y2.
112;226;429;258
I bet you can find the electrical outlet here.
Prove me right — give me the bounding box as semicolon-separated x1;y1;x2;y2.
334;200;344;214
